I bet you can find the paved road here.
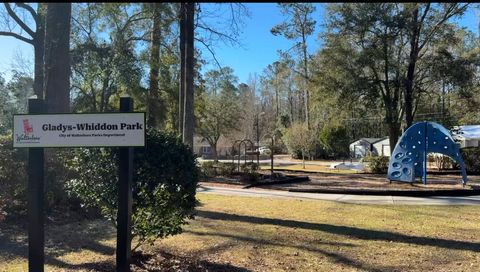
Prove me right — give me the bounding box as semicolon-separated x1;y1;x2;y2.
198;185;480;205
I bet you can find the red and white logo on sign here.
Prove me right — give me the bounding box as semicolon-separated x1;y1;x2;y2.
23;119;33;135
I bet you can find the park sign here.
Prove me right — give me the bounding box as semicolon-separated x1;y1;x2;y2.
21;98;138;271
13;112;145;148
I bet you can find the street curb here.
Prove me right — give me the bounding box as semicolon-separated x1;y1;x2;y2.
267;168;475;176
243;176;310;189
287;188;480;197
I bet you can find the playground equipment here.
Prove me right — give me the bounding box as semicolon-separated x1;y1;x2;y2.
387;121;467;185
231;139;257;172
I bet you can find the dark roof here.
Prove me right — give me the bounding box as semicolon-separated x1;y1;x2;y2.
351;137;389;145
359;138;382;144
371;136;390;144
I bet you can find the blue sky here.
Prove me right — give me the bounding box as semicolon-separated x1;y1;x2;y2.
198;3;326;83
202;3;479;84
0;3;478;84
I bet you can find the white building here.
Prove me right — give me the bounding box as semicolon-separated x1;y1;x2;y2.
193;135;232;159
451;125;480;148
349;137;390;158
372;137;391;157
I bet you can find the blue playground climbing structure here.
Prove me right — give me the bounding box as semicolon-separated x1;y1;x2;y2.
387;121;467;185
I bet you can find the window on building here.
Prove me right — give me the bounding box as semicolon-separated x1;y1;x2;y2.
202;146;211;154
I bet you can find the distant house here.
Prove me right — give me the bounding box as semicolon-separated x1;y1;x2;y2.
372;137;391;157
349;137;390;158
193;135;232;159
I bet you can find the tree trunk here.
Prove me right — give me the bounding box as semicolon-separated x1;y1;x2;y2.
212;142;218;162
302;34;310;129
302;150;305;169
178;3;185;135
182;2;194;148
405;7;419;129
405;57;417;128
288;87;294;124
274;70;279;119
275;85;279;120
44;3;71;113
33;3;45;99
298;91;304;123
148;3;162;128
388;122;401;152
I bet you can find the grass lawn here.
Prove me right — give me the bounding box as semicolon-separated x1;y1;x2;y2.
1;193;480;271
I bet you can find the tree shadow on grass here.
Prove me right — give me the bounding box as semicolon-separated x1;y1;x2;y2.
0;219;115;270
45;219;116;258
186;229;355;253
1;219;251;271
196;210;480;252
45;257;115;272
185;230;385;272
131;250;252;272
42;248;253;272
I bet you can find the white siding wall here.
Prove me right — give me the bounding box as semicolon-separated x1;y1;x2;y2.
373;139;391;157
349;140;371;158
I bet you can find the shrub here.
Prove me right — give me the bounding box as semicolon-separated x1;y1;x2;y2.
66;129;198;250
241;162;259;173
201;162;237;178
365;155;389;174
45;149;77;210
461;148;480;173
0;133;27;218
240;162;260;183
201;161;217;178
0;133;79;219
282;122;318;160
218;162;236;176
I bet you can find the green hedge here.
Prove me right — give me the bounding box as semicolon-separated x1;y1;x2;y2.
461;148;480;173
0;133;79;220
201;161;217;177
219;162;236;176
200;161;238;178
365;155;389;174
0;134;27;218
200;161;259;183
66;129;199;249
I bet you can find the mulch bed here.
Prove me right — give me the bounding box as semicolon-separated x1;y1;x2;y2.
201;170;480;193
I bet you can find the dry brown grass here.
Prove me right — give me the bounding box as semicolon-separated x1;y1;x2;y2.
1;193;480;271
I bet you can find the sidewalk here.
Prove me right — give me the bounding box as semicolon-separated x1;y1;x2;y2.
197;185;480;205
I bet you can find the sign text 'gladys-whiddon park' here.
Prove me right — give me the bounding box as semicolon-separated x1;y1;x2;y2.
13;113;145;148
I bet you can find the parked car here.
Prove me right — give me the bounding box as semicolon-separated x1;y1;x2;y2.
257;146;271;155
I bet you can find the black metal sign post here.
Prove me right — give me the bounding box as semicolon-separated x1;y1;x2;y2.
21;97;140;271
27;98;45;272
117;96;134;272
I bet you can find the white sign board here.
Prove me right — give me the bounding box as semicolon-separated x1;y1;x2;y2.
13;113;145;148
